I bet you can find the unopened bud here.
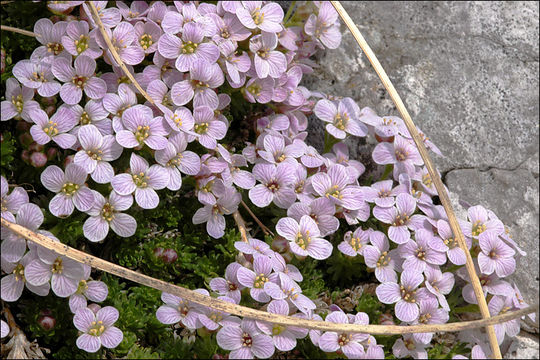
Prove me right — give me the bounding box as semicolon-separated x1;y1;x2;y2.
21;150;31;163
64;155;75;166
45;105;56;116
19;133;34;148
46;147;58;160
30;152;47;168
38;311;56;331
29;142;44;152
161;249;178;263
88;304;101;314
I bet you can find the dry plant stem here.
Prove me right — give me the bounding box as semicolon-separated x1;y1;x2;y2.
330;1;502;357
2;218;538;336
241;200;274;236
0;25;36;37
232;211;250;242
87;2;154;105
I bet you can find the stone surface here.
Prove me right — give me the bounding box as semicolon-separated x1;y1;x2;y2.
303;2;539;304
505;332;540;359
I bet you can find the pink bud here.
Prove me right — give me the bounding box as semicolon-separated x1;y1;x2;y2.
38;315;56;331
87;304;101;314
271;237;290;253
161;249;178;263
30;152;47;168
153;247;164;258
379;313;395;325
64;155;75;167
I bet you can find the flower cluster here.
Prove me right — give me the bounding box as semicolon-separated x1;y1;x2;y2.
1;1;532;359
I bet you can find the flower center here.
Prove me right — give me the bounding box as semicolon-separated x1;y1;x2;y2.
46;42;64;55
395;149;408;162
132;172;149;188
13;263;25;282
257;48;269;59
378;189;391;198
135;125;150;143
181;41;198;54
295;180;305;194
52;257;64;274
333;113;348;130
76;279;88;294
221;28;230;39
80;111;91;125
227;281;237;291
88;320;105;336
117;75;130;85
177;300;189;316
405;338;416;350
400;285;417;303
500;306;511;314
422;173;432;187
139;33;153;50
489;250;499;259
272;324;285;335
253;273;269;288
266;180;280;193
71;75;87;89
43;120;59;137
382;117;397;126
61;182;80;196
247;82;262;97
86;149;103;161
349;236;362;252
418;313;432;323
209;312;223;323
242;333;253;347
376;251;391;268
392;213;409;226
471;220;487;237
295;230;311;250
250;7;265;25
74;34;89;54
167;153;183;167
1;198;8;212
11;94;24;113
479;275;490;287
112;37;127;52
194;122;209;134
415;247;426;260
32;71;47;83
443;237;458;248
338;333;352;346
101;202;115;222
116;105;130;117
325;184;343;200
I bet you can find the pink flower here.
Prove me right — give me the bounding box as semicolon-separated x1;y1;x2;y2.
314;99;367;139
13;60;60;97
155;133;201;191
210;262;245;303
156;290;205;329
111;153;169;209
96;22;145;66
1;78;40;122
216;319;275;359
249;163;296;209
41;164;95;218
311;164;366;211
363;231;401;283
376;269;433;322
244;76;274;103
287;198;338;237
30;106;78;149
74;306;123;353
52;56;107;105
276;215;333;260
373;193;425;244
83;190;136;242
192;188;241;239
338;227;371;257
398;229;447;272
171;59;224;108
237;255;277;303
134;20;161;54
488;295;520;344
318;311;369;358
1;176;29;223
191;106;227;149
61;21;102;59
74;125;122;183
218;40;251;84
250;32;287;79
236;1;284;33
33;18;69;60
392;334;428;359
1;251;50;302
263;273;315;314
256;300;308;351
304;2;342;49
1;203;43;263
477;232;516;277
429;219;469;266
372;135;423;180
116;105;168;150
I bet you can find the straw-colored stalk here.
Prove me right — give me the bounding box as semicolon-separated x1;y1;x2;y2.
1;218;537;335
0;25;36;37
330;1;502;357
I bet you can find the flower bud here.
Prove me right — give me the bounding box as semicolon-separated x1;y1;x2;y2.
153;247;164;258
45;105;56;117
88;304;101;314
161;249;178;263
271;236;289;253
379;313;395;325
64;155;75;167
38;310;56;331
30;152;47;168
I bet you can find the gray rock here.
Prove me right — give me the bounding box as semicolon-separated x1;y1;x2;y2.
505;332;540;359
303;2;539;305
